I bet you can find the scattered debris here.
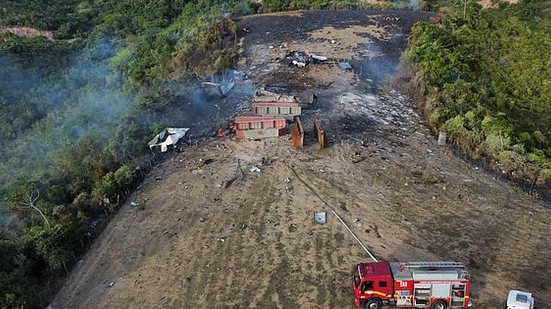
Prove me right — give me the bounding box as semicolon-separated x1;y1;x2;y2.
287;51;309;67
249;166;261;173
200;158;215;165
254;88;299;103
352;156;367;164
382;16;400;21
306;93;318;105
438;131;447;146
314;212;327;224
338;62;352;71
261;157;273;166
285;51;330;67
264;84;289;94
236;160;244;180
202;81;235;97
224;159;245;188
130;201;139;207
109;282;115;287
310;53;328;63
148;128;190;153
155;175;163;181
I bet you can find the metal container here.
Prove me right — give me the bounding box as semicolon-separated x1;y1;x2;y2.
234;116;287;139
252;101;301;118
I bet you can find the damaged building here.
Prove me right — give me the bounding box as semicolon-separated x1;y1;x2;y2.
252;101;301;118
148;128;189;152
234;116;287;139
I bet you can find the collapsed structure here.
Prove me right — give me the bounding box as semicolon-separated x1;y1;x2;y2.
148;128;189;152
234;116;287;139
231;88;302;140
252;101;301;117
230;87;327;148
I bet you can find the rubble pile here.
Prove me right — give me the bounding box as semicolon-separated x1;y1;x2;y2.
284;51;330;67
337;91;419;129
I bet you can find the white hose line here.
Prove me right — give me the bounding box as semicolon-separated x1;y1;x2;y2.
328;208;378;263
286;164;378;263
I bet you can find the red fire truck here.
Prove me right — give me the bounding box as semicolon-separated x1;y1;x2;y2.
353;261;473;309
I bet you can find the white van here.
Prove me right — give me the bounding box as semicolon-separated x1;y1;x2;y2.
503;290;535;309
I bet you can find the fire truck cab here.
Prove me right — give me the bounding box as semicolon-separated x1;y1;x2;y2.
353;261;473;309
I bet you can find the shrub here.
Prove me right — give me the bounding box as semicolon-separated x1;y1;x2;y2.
482;133;511;156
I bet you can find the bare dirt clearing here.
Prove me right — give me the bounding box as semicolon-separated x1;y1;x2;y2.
0;27;54;40
53;10;551;308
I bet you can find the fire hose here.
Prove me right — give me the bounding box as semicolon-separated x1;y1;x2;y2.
328;207;378;263
287;164;378;263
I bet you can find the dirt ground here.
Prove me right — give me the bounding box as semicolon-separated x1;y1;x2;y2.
52;10;551;309
0;27;54;40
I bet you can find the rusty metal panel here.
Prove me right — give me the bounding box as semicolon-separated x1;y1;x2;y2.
313;119;328;149
290;116;304;149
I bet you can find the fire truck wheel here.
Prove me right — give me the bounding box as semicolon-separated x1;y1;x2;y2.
365;299;381;309
431;300;447;309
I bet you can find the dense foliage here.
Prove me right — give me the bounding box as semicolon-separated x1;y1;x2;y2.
0;0;243;307
0;0;85;32
405;0;551;187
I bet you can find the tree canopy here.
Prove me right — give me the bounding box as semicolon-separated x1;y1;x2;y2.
406;0;551;186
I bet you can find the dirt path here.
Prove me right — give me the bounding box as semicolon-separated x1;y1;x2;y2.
52;10;551;308
0;26;54;40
